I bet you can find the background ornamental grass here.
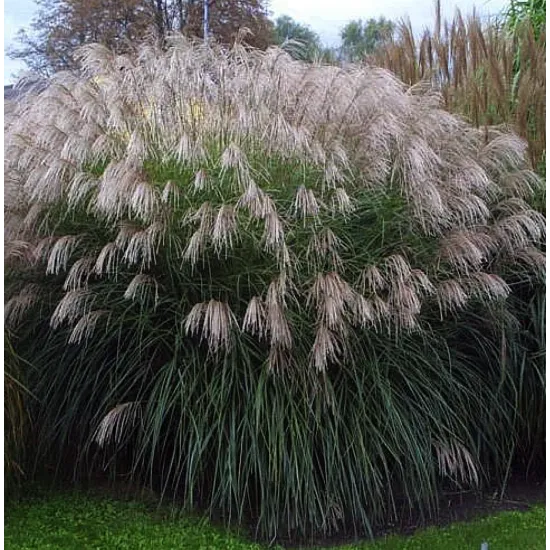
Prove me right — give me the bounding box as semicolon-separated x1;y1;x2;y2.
369;3;546;171
4;37;545;539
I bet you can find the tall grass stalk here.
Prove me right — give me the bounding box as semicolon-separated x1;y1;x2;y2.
369;0;546;169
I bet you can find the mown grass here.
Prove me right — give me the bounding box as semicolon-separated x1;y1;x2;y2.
4;491;545;550
4;491;270;550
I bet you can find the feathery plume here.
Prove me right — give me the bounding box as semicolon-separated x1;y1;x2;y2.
131;181;159;221
439;230;495;274
46;236;81;275
330;187;355;215
94;402;142;448
212;205;237;255
123;274;159;306
311;324;342;371
95;242;120;276
161;180;181;206
265;279;293;349
359;265;386;294
263;211;285;252
383;254;412;284
436;279;469;314
184;300;236;353
5;284;40;327
293;185;320;218
68;310;109;344
242;296;266;337
435;440;479;486
466;272;510;302
64;257;95;291
51;290;95;329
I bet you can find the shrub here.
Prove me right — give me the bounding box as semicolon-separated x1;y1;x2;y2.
4;37;545;539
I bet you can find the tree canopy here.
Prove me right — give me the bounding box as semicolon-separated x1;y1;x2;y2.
340;17;395;61
272;15;320;47
9;0;274;75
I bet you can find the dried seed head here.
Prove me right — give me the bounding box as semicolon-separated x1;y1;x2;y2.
293;185;320;218
4;240;35;267
212;205;237;255
383;254;412;284
492;211;545;253
119;221;163;269
67;171;98;208
5;284;40;327
123;274;159;305
330;187;355;215
511;247;546;275
310;272;357;333
265;279;293;349
46;236;81;275
184;300;236;353
64;257;95;291
409;269;436;296
176;133;193;163
466;272;510;302
307;228;343;268
130;181;158;221
242;296;266;337
435;440;479;487
34;237;58;264
439;230;495;274
193;170;209;192
360;265;386;293
51;290;95;329
68;310;108;345
95;242;120;276
388;281;422;330
236;182;267;218
263;211;285;251
437;279;469;315
311;324;342;371
161;180;181;205
93;402;142;448
221;142;248;173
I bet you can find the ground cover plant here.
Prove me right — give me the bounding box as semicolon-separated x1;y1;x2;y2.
4;491;545;549
4;35;545;540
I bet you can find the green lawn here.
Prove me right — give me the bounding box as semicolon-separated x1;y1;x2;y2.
4;492;545;550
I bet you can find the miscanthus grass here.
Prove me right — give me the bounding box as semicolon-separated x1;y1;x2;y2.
4;36;545;540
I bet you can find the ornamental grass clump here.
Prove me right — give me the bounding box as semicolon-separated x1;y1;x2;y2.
4;37;545;539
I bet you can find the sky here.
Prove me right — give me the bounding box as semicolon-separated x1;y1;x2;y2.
3;0;509;85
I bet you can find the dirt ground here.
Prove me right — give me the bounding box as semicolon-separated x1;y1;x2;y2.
77;470;546;548
281;475;546;549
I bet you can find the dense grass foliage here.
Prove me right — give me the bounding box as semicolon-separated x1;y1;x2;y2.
4;491;545;549
5;330;33;494
370;2;546;169
4;38;545;539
